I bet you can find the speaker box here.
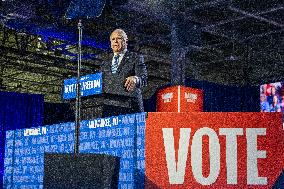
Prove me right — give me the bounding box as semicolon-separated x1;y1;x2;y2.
43;153;120;189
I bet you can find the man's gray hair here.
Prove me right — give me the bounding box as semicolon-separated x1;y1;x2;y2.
111;29;128;41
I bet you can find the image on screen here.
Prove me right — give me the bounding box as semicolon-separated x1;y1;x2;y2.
260;82;284;112
260;82;284;125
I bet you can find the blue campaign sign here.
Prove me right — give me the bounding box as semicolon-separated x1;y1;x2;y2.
3;113;146;189
63;72;103;99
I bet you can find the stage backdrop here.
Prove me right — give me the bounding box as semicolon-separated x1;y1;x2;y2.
144;81;259;113
145;112;284;188
3;113;146;189
187;79;259;112
3;112;284;188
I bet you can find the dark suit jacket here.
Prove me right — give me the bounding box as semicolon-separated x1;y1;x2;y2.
100;51;147;114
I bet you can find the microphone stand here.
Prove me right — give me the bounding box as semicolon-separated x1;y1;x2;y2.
74;19;82;154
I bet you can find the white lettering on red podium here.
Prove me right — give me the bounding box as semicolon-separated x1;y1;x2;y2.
184;92;197;103
162;93;173;103
162;127;267;185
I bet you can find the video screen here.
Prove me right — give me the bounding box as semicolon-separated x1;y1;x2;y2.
260;82;284;113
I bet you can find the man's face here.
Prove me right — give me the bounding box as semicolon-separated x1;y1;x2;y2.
273;95;278;103
260;94;266;102
110;31;127;53
271;86;276;95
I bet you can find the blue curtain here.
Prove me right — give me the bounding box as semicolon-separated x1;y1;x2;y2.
143;80;259;112
44;102;74;125
186;79;259;112
0;91;44;186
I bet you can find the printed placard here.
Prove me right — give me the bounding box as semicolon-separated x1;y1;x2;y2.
63;73;102;99
145;112;284;188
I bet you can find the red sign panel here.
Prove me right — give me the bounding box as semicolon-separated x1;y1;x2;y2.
157;86;179;112
145;112;284;188
180;86;203;112
156;86;203;112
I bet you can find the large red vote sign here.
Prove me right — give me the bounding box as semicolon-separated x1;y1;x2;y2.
145;113;284;188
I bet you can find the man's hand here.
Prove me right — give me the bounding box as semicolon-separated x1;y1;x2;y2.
125;76;138;92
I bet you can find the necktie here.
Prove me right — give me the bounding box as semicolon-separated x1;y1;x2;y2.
111;54;120;73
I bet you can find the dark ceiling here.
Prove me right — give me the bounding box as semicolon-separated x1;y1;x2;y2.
0;0;283;102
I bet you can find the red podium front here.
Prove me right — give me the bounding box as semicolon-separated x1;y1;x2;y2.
156;85;203;112
145;112;284;188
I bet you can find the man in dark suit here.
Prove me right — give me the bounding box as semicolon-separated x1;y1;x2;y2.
101;29;147;114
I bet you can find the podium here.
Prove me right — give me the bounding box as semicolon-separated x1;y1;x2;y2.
69;73;138;120
42;73;138;188
156;85;203;112
43;153;120;189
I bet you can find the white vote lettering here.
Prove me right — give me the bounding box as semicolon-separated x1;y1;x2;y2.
191;127;220;185
219;128;243;184
246;128;267;185
162;128;191;184
162;128;267;185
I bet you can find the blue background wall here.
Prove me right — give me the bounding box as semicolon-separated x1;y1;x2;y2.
144;80;259;112
0;91;44;187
